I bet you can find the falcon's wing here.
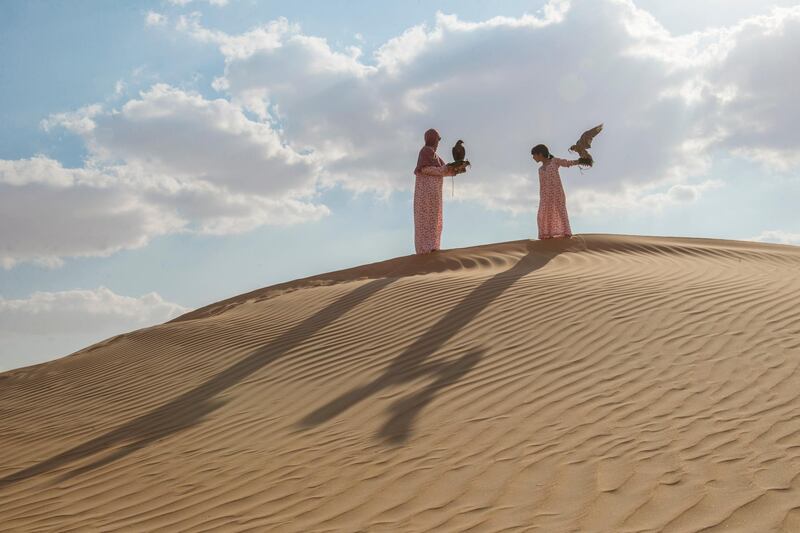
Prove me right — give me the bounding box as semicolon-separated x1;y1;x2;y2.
575;123;603;151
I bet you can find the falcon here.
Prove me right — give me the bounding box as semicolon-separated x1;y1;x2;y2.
447;139;470;174
452;140;466;162
569;124;603;166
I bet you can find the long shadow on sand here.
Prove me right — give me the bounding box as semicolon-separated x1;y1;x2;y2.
0;277;396;486
1;240;561;485
300;240;556;443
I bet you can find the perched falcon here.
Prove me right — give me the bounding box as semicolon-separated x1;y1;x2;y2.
452;140;466;162
447;139;470;174
569;124;603;165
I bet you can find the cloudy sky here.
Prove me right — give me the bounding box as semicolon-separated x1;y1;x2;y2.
2;0;799;371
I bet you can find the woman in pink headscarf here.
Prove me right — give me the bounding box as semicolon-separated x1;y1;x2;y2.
413;128;458;254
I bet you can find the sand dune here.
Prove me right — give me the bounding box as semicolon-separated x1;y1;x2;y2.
3;234;800;532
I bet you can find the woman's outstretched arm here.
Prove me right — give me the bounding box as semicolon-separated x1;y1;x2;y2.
417;165;454;177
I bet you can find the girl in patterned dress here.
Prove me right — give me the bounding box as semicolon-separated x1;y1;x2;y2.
413;129;458;254
531;144;586;240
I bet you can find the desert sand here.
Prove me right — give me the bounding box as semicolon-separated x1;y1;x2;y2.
2;234;800;531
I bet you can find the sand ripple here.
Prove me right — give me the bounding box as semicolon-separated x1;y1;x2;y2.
3;235;800;531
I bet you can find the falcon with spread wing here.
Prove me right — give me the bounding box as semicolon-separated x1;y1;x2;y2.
569;124;603;166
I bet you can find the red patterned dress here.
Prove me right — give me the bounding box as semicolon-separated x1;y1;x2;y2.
414;163;448;254
537;157;579;239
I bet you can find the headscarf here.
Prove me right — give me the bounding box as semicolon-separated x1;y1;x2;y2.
415;128;445;174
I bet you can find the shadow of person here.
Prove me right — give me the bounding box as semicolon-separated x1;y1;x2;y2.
0;277;395;486
299;240;558;442
379;347;483;445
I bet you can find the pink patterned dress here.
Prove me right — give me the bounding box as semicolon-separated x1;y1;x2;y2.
414;163;448;254
537;157;578;239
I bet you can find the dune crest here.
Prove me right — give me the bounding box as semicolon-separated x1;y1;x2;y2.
3;234;800;531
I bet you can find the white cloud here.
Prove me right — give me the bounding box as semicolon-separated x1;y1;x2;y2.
747;230;800;246
196;0;790;212
566;178;724;215
0;151;327;268
145;11;167;27
0;288;190;371
730;147;800;173
40;104;102;136
91;84;319;197
0;157;183;269
184;1;798;213
176;14;294;60
707;7;800;168
0;287;189;334
9;0;800;268
3;82;330;268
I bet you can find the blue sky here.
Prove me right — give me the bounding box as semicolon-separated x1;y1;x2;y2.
2;0;800;371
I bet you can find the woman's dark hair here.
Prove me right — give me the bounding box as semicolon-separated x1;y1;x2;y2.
531;144;553;159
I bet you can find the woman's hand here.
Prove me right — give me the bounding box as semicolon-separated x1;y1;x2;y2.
445;166;458;177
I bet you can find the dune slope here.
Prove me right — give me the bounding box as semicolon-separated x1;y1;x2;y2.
2;234;800;532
